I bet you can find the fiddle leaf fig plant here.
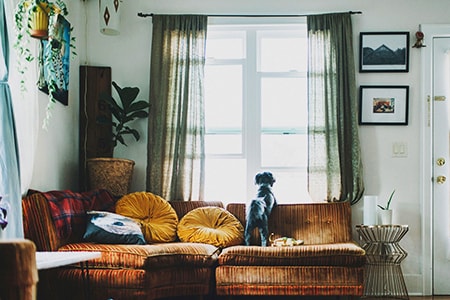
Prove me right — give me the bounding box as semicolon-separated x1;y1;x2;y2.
99;81;150;149
377;190;395;210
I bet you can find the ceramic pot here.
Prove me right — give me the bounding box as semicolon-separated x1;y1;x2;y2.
29;4;50;39
378;209;393;225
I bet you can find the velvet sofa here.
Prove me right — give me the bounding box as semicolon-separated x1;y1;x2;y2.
217;202;366;297
22;190;365;300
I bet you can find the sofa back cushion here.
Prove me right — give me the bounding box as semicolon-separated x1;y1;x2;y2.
169;201;224;220
226;202;353;245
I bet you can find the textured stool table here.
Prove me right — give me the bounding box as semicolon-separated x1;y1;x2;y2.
356;225;409;300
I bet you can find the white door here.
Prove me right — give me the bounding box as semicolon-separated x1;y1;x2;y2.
432;36;450;295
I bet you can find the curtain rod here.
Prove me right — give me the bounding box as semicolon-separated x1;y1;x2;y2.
137;11;362;18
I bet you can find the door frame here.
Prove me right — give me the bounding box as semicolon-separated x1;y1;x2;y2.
420;24;450;295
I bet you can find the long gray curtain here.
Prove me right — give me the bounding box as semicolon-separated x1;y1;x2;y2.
147;15;207;201
0;0;23;238
307;13;364;204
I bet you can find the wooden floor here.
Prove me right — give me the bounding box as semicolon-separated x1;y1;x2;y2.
410;298;450;300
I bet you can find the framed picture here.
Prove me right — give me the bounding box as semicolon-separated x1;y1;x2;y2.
359;32;410;72
359;85;409;125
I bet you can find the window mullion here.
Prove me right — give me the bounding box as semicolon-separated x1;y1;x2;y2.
245;29;261;198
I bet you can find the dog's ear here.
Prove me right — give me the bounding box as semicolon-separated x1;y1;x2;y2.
255;173;262;185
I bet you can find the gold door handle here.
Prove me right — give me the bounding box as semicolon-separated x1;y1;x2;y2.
437;175;447;184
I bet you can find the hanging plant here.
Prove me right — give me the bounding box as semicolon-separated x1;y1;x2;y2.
14;0;76;128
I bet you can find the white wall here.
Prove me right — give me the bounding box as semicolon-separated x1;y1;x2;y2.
19;0;450;295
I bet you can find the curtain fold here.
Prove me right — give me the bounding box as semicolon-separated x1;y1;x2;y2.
0;0;24;238
147;15;207;201
307;13;364;204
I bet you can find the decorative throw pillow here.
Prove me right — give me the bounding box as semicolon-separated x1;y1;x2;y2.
115;192;178;243
83;211;146;245
177;207;244;248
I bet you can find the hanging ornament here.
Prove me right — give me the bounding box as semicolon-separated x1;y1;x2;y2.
99;0;121;35
412;31;426;48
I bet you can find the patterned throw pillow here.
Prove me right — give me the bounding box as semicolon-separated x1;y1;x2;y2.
83;211;145;245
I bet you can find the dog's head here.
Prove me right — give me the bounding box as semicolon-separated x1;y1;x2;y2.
255;171;276;187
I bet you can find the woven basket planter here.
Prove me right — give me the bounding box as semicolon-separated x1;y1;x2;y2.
87;158;135;197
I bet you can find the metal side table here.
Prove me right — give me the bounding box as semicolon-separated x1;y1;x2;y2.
356;225;409;300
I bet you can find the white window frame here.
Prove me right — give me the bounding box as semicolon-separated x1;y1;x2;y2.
205;17;308;204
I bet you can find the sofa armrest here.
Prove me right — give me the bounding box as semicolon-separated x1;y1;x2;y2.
22;193;60;251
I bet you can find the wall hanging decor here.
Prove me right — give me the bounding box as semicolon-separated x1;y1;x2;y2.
14;0;76;127
38;14;72;106
99;0;121;35
359;85;409;125
359;32;410;72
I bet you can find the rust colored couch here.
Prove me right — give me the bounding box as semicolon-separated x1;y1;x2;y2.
22;191;365;300
22;191;223;300
217;202;366;297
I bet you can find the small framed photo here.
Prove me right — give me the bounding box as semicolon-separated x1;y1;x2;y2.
359;85;409;125
359;32;410;72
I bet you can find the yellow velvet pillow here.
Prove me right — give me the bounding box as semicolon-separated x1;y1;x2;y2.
115;192;178;243
177;207;244;248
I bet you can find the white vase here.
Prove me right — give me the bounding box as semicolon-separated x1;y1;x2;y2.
379;209;393;225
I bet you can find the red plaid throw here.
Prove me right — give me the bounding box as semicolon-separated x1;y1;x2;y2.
40;189;116;239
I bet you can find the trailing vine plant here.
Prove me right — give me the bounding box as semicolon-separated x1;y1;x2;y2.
14;0;76;128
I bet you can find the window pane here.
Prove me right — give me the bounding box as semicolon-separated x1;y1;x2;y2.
261;134;307;167
271;171;311;204
259;34;307;72
204;158;246;203
261;77;307;129
206;32;245;59
205;65;243;129
206;134;242;155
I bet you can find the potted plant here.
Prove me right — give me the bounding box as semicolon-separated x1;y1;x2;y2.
87;81;150;197
14;0;75;127
377;189;395;225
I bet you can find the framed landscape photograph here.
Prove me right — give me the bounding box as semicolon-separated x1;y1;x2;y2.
359;85;409;125
359;32;410;72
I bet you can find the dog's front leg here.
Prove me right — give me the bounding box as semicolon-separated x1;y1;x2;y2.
244;222;254;246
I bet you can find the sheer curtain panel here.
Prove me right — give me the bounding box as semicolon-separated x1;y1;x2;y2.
0;0;23;238
307;13;364;204
147;15;207;201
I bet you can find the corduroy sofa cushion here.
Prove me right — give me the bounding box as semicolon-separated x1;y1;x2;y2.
218;243;366;267
59;242;220;270
115;192;178;243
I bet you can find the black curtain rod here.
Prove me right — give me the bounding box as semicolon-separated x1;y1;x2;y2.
137;11;362;18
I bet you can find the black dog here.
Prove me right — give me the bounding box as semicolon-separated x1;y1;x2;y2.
244;171;277;246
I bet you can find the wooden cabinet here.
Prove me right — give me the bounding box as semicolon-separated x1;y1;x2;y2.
79;66;112;191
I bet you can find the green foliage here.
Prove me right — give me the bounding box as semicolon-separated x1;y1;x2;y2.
377;190;395;210
99;81;150;149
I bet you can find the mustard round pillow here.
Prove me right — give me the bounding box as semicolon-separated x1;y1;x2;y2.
177;207;244;248
115;192;178;243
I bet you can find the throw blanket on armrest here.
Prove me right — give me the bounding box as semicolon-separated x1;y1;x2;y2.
39;189;116;240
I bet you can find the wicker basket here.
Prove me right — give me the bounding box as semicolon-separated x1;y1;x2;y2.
87;158;135;197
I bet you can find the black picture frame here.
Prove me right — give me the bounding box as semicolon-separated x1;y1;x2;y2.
359;85;409;125
359;32;410;72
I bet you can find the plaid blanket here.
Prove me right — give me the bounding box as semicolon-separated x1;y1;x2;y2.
39;189;117;240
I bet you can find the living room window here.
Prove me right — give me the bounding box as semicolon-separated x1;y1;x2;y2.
204;18;310;205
